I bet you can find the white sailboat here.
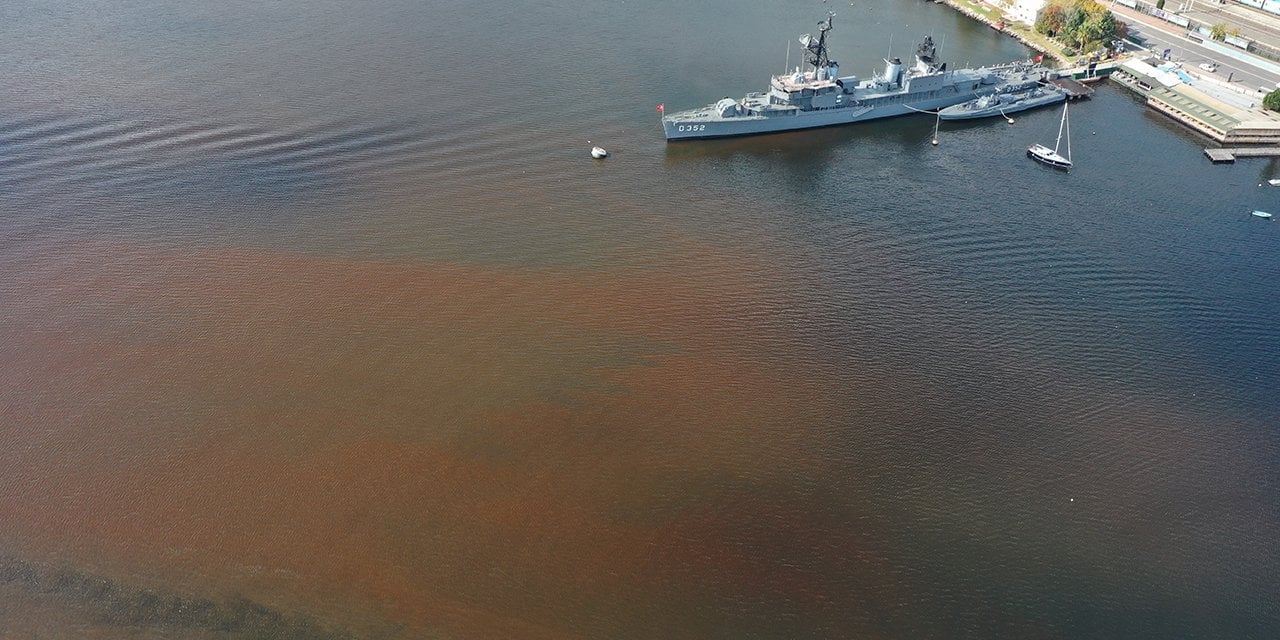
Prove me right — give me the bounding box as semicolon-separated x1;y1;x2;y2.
1027;101;1072;170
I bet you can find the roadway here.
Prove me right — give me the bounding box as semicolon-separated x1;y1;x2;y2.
1179;0;1280;49
1109;3;1280;96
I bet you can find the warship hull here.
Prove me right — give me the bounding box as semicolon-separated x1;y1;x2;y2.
938;87;1065;121
664;95;982;140
661;14;1047;142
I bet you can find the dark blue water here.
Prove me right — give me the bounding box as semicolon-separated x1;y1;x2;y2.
1;0;1278;638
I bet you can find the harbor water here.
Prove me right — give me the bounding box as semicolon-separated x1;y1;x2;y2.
1;0;1278;638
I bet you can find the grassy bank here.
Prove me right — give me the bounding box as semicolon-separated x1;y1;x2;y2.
937;0;1073;65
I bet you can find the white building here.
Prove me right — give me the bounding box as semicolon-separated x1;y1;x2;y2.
1009;0;1048;26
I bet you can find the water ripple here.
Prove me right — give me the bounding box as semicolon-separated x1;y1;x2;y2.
0;110;461;204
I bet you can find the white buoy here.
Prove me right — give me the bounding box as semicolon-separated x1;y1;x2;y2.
591;146;608;159
1007;117;1015;124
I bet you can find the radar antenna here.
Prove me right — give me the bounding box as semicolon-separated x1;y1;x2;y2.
800;12;836;71
916;35;937;67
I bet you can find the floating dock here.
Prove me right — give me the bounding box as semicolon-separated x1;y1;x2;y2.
1203;147;1280;163
1204;148;1235;163
1048;78;1095;100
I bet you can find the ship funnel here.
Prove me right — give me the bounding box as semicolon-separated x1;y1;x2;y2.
883;57;902;85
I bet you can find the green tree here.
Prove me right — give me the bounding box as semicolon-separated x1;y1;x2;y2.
1264;89;1280;112
1156;0;1165;9
1035;0;1126;52
1080;23;1103;49
1210;23;1228;41
1064;5;1088;35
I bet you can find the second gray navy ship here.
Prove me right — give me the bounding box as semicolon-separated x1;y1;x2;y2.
662;13;1047;140
938;83;1065;120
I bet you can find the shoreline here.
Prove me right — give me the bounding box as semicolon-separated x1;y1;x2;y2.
935;0;1071;65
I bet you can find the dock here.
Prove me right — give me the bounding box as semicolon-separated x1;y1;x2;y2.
1204;148;1236;163
1048;78;1095;100
1058;60;1120;85
1203;147;1280;163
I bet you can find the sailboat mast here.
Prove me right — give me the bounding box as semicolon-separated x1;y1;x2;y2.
1064;104;1071;161
1054;103;1067;154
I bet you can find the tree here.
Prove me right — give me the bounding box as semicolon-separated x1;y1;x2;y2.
1034;0;1126;53
1111;16;1129;42
1064;5;1088;38
1077;21;1104;49
1036;4;1068;36
1264;89;1280;112
1211;23;1228;41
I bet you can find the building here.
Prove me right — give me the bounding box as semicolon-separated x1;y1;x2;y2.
1009;0;1048;26
1111;57;1280;143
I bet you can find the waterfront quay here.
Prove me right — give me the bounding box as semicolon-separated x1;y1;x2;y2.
939;0;1280;150
1111;57;1280;144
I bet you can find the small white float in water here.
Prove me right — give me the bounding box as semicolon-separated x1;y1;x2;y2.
1251;210;1273;219
591;146;608;159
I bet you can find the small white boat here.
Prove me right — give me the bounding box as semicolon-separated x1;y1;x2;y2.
1268;178;1280;186
591;146;608;159
1028;102;1072;170
1252;210;1273;219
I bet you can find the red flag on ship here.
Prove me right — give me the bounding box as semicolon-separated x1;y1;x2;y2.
656;103;665;112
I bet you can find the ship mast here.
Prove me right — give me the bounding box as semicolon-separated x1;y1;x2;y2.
800;13;835;71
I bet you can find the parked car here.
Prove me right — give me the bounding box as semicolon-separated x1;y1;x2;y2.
1198;62;1218;73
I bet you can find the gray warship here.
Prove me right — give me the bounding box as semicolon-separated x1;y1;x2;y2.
662;14;1046;140
938;84;1065;121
